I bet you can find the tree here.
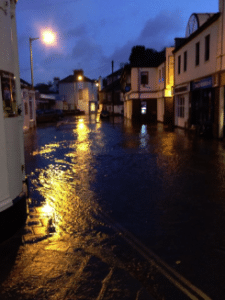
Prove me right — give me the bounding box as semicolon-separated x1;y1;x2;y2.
129;46;165;67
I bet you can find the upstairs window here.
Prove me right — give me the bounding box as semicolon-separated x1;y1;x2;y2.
184;51;187;72
162;67;165;81
205;34;210;61
178;55;181;74
195;42;200;66
141;72;148;85
78;89;83;100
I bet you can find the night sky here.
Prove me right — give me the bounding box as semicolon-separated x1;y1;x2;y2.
16;0;218;85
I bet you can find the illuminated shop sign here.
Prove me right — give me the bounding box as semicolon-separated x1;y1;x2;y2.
191;77;212;90
0;71;17;117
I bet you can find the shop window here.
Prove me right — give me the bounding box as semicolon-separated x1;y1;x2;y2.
141;101;147;114
177;96;185;118
178;55;181;74
1;71;17;117
196;42;200;66
141;72;148;85
184;51;187;72
205;34;210;61
90;102;96;112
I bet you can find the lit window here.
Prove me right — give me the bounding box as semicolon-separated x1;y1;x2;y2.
141;101;147;114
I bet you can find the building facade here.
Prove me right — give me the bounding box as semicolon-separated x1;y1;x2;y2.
0;0;27;240
99;68;124;115
122;48;174;124
59;70;99;115
173;1;225;138
21;79;36;132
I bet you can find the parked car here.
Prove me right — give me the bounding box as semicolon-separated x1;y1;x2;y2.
55;109;64;118
36;109;60;123
100;110;110;119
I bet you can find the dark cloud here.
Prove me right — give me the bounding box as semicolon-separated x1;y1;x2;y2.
17;0;80;11
65;25;88;39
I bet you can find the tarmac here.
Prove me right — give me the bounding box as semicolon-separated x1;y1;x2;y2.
0;203;157;300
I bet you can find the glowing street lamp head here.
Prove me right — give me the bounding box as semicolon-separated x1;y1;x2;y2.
78;75;83;81
42;29;56;46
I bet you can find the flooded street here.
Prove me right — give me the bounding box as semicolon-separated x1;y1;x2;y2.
2;115;225;299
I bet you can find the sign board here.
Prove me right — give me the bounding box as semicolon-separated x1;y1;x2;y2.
191;77;212;90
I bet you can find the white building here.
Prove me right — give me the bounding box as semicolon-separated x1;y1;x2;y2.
0;0;27;240
59;69;99;115
173;1;225;138
122;47;174;124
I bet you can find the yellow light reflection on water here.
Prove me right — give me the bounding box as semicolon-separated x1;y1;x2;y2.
36;119;98;238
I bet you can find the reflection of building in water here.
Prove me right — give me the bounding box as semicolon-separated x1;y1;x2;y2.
0;0;27;241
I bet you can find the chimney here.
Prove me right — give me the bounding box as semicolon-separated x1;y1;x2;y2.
174;38;187;48
73;69;84;81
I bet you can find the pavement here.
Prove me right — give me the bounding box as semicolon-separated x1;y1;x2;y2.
0;203;157;300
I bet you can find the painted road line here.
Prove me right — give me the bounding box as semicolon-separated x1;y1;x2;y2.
98;211;212;300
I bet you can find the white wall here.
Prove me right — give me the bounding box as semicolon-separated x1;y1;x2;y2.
174;20;219;86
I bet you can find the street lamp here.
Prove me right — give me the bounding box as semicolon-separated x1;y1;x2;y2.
29;30;56;88
29;37;39;88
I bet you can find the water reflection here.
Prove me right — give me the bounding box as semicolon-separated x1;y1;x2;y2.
29;118;100;238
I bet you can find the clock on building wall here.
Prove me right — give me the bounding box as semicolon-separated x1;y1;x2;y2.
185;14;199;37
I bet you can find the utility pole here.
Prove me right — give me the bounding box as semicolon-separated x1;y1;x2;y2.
112;60;114;116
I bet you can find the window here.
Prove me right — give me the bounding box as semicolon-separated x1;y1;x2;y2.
205;34;210;61
162;67;165;81
184;51;187;72
78;89;83;100
141;72;148;85
159;69;161;82
141;101;147;114
178;55;181;74
195;42;200;66
177;96;185;118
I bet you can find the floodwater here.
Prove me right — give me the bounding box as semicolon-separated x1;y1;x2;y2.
23;115;225;299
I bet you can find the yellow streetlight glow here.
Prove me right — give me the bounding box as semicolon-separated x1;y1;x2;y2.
42;29;56;45
78;75;83;81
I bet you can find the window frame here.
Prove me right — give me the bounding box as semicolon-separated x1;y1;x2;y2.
177;96;185;118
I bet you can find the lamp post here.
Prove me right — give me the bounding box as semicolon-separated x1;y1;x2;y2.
29;37;39;88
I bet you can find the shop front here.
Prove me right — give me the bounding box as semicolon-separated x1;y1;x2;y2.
190;76;215;137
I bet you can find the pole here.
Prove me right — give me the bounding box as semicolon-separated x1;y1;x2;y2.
29;37;39;88
112;60;114;116
29;38;34;88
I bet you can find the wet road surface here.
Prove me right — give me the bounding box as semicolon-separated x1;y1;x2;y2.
1;115;225;299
